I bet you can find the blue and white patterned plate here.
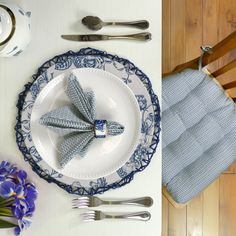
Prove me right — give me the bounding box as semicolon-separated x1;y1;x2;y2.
15;48;161;195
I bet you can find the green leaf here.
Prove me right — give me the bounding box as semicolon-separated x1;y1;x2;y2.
0;196;6;203
0;208;13;217
0;218;17;228
0;198;14;207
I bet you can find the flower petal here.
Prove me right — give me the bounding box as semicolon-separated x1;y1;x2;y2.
15;185;24;198
12;205;23;219
14;226;21;236
17;170;27;184
25;184;37;201
0;181;15;198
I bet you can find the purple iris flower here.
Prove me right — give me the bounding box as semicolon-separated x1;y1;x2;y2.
0;161;17;182
0;181;25;199
0;160;37;235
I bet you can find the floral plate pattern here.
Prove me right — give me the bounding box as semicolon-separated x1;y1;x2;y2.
15;47;161;195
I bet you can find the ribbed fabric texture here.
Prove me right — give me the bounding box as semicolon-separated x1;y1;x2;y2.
40;73;124;168
162;69;236;204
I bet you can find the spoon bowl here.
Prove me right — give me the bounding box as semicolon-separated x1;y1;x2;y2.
82;16;104;30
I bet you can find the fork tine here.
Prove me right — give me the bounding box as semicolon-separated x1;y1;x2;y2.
72;202;89;206
73;200;90;204
81;211;95;218
73;200;89;205
72;197;91;209
81;216;95;221
72;196;89;202
72;199;89;203
82;210;95;215
73;197;89;200
82;218;95;222
73;206;87;209
75;199;90;203
72;201;90;208
82;214;94;220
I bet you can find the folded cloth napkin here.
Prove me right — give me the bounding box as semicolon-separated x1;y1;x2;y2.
40;73;125;168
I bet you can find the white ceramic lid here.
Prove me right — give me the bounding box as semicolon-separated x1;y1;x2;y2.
0;6;13;44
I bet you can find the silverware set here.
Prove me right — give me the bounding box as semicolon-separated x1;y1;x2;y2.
62;15;151;42
72;196;153;222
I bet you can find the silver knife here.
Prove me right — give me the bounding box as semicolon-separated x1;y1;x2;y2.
61;32;151;42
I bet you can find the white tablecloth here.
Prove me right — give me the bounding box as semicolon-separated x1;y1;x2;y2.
0;0;161;235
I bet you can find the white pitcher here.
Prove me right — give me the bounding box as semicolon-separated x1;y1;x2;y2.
0;2;31;57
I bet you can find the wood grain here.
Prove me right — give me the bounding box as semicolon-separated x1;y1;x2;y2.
219;175;236;236
217;0;236;86
219;0;236;172
185;2;204;235
170;0;186;70
162;1;171;234
168;204;187;236
162;196;169;236
202;179;220;236
162;0;236;235
185;0;202;61
187;194;203;236
166;1;187;235
202;0;219;72
162;0;170;74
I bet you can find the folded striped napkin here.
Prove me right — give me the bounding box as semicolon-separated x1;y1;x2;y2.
40;73;125;168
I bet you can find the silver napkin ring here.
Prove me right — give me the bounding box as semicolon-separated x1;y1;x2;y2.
94;120;107;138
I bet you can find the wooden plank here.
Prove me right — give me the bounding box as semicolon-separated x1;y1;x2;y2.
185;0;203;61
212;58;236;78
170;0;186;70
218;0;236;64
163;0;186;236
168;1;187;234
162;196;169;236
187;194;203;236
219;175;236;236
217;0;236;86
202;179;220;236
185;1;203;235
162;0;171;74
202;0;219;72
169;204;187;236
219;0;236;173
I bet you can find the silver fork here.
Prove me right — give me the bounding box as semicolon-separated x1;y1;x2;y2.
72;196;153;208
81;210;151;222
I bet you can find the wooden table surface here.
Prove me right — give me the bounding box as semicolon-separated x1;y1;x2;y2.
162;0;236;236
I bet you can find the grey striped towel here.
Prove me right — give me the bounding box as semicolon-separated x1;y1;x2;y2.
40;73;125;168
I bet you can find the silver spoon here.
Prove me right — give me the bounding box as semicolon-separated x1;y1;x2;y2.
82;16;149;31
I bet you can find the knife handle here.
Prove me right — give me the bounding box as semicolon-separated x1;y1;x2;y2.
107;32;151;41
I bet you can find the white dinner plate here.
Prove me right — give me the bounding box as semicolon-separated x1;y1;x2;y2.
30;68;141;180
16;48;160;195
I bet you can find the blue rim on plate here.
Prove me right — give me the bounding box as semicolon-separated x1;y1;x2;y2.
15;47;161;195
